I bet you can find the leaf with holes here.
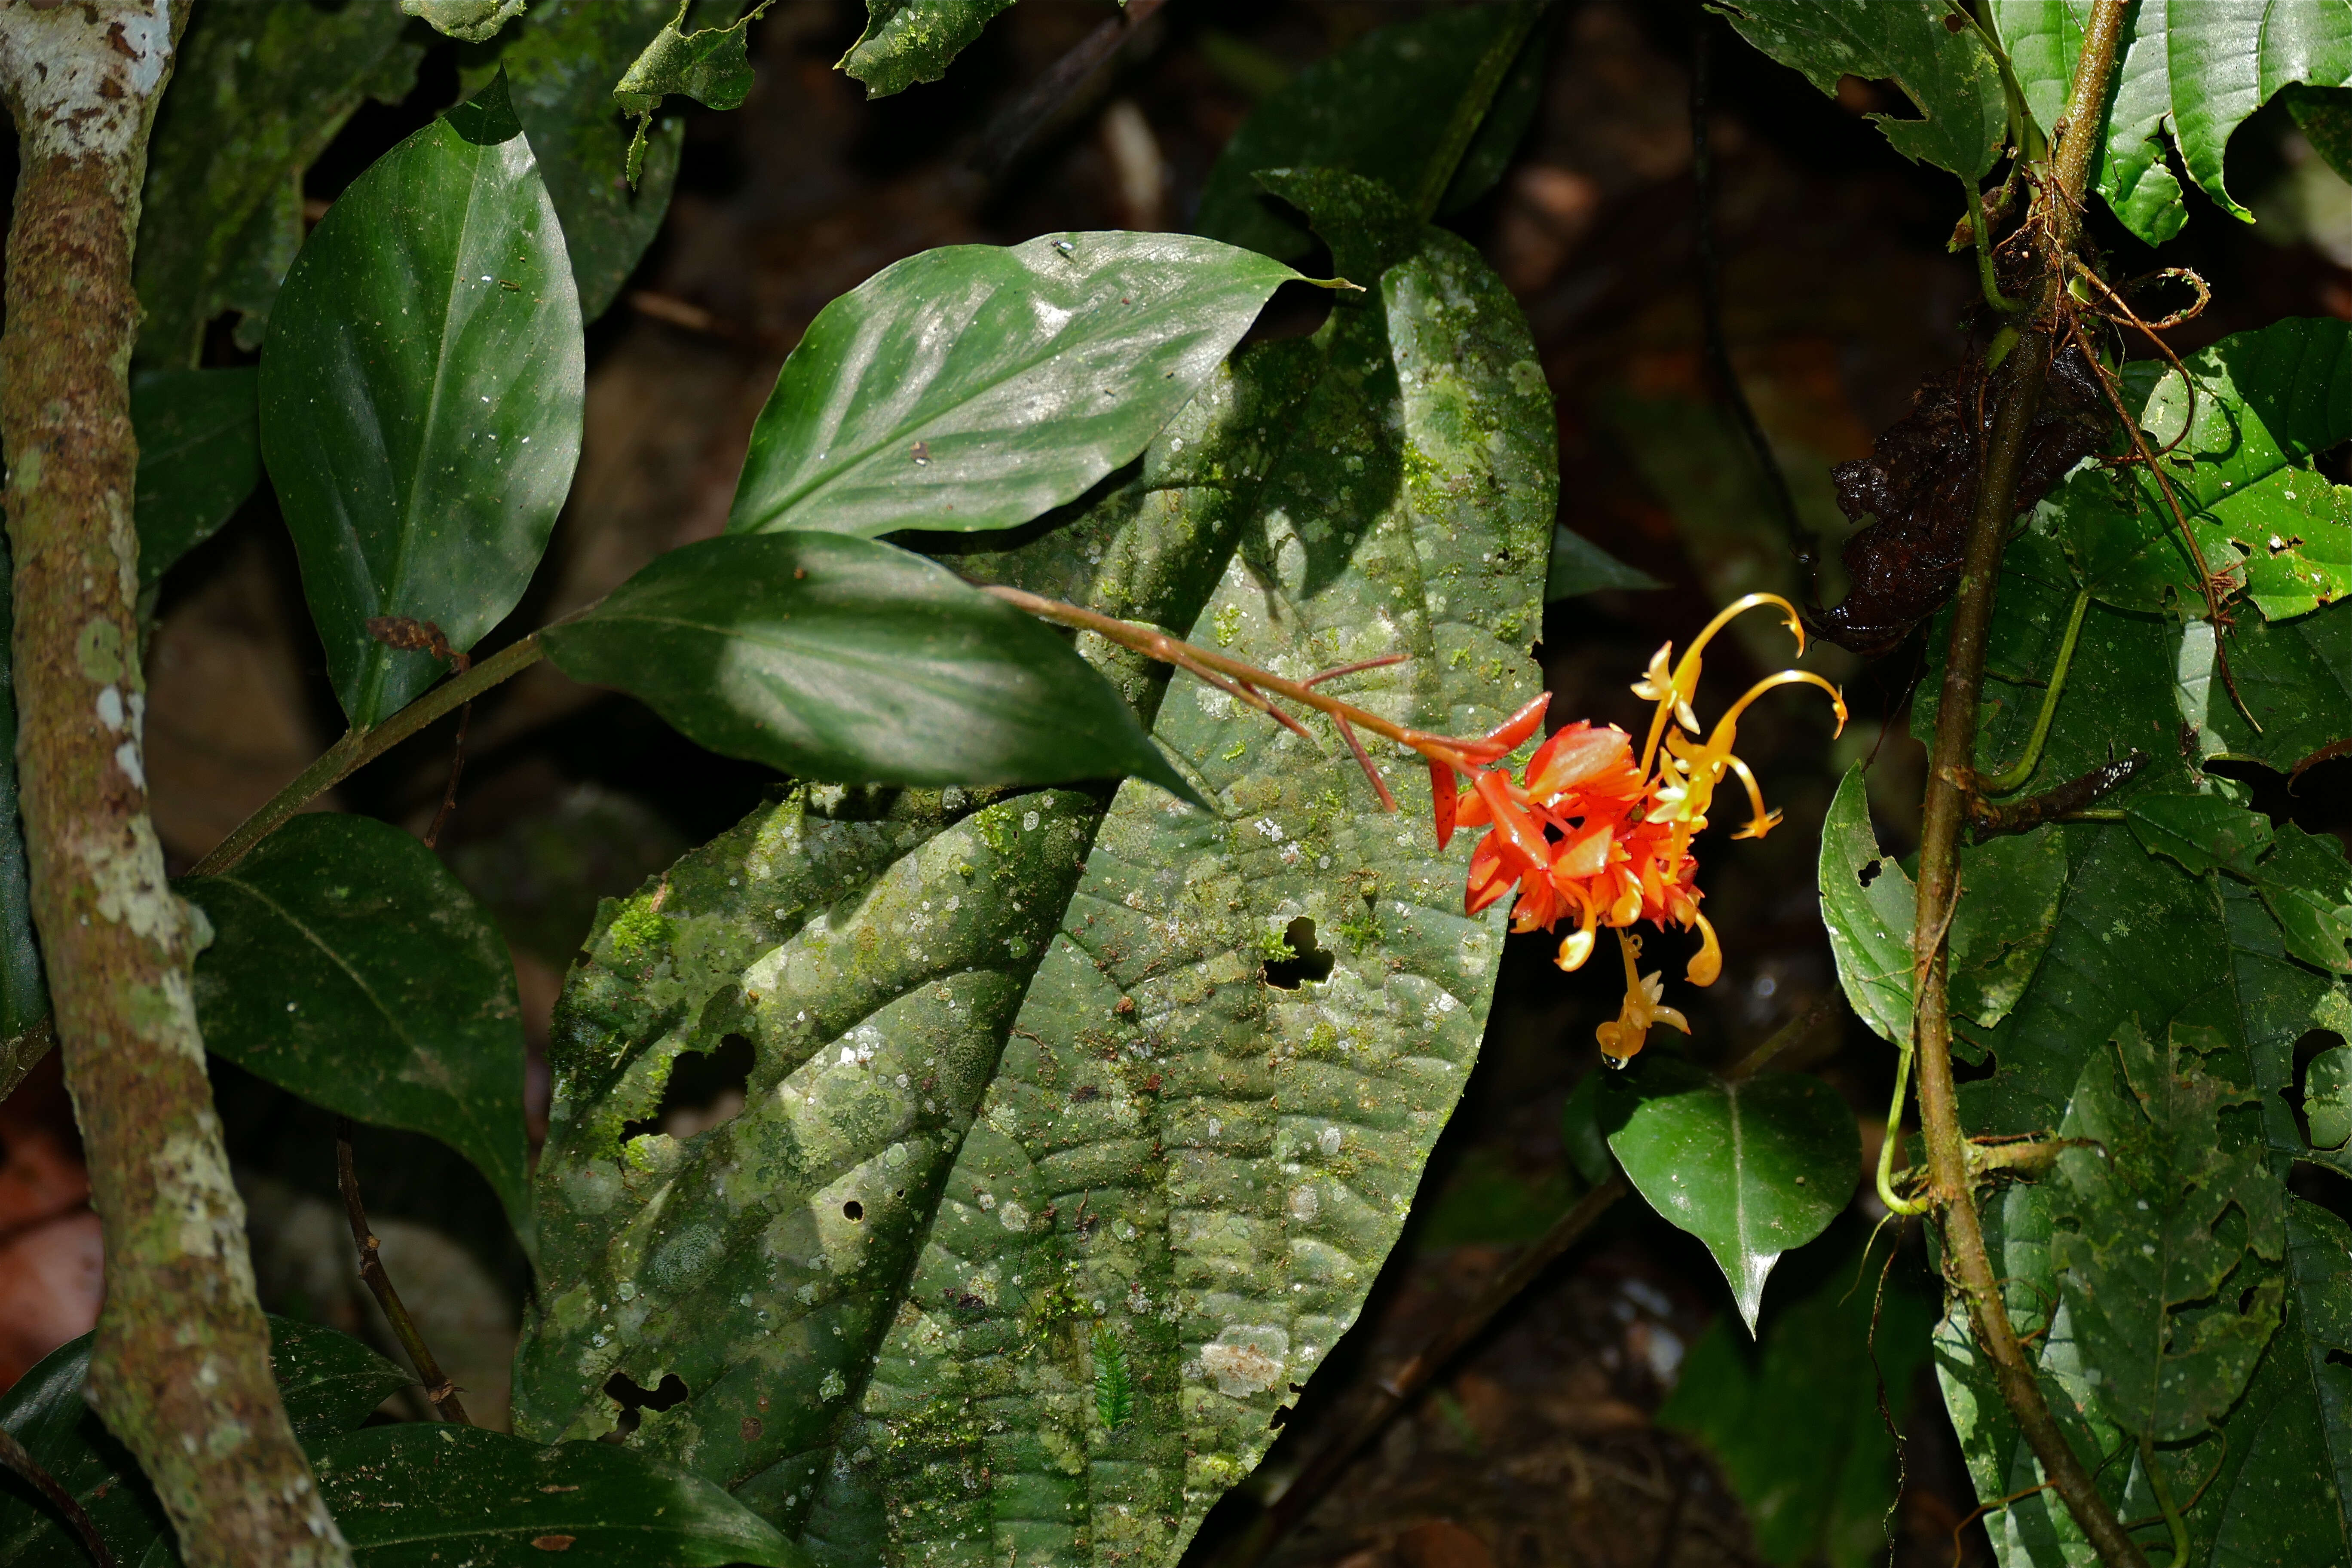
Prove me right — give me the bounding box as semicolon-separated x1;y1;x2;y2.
2053;318;2352;623
1601;1058;1860;1332
133;0;423;364
181;814;532;1255
1712;0;2008;178
1991;0;2352;245
512;171;1553;1567
132;367;260;588
538;531;1203;802
1194;3;1546;264
0;1317;407;1567
2255;823;2352;975
726;234;1298;539
259;73;585;727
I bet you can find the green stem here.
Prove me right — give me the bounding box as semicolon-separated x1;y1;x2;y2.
189;635;545;878
1408;0;1545;221
1964;173;2025;315
1977;585;2090;796
2140;1435;2189;1565
1875;1040;1929;1216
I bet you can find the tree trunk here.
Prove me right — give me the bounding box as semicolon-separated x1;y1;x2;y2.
0;3;348;1562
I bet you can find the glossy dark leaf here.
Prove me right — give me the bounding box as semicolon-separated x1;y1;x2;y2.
727;233;1298;538
135;0;424;364
841;0;1018;98
1603;1057;1860;1330
539;531;1201;803
1547;523;1664;599
1194;3;1545;263
0;536;43;1052
131;367;260;588
460;0;701;322
2124;789;2272;876
515;184;1554;1562
310;1425;805;1567
181;815;532;1253
1657;1226;1934;1568
2287;83;2352;183
259;75;585;727
1714;0;2007;178
0;1318;407;1568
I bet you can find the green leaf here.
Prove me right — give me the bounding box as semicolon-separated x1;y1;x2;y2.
460;0;703;322
0;1318;407;1567
2055;318;2352;622
2287;83;2352;182
538;531;1204;804
1602;1058;1860;1331
1194;4;1546;264
2125;789;2273;876
181;815;533;1257
840;0;1017;98
612;2;765;179
1657;1226;1935;1568
2052;1020;2285;1443
1993;0;2352;245
514;190;1553;1562
0;535;45;1052
1817;764;2067;1041
2254;822;2352;974
134;0;424;366
2306;1045;2352;1149
1546;524;1663;599
259;76;585;728
403;0;528;42
726;234;1298;539
311;1425;806;1567
131;368;260;588
1712;0;2008;178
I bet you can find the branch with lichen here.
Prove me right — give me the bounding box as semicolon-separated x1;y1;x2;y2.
0;5;349;1564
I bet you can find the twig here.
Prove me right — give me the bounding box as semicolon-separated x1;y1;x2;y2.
188;634;545;877
1691;19;1813;603
1906;3;2150;1562
1954;1483;2052;1568
971;0;1168;178
1968;751;2146;840
334;1119;469;1425
0;1425;114;1568
365;618;473;849
0;6;348;1562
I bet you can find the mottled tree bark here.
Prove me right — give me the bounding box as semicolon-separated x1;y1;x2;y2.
0;3;348;1562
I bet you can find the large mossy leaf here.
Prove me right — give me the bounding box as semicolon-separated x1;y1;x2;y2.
539;531;1202;802
2053;318;2352;623
1193;4;1546;265
1992;0;2352;245
135;0;424;365
1712;0;2008;179
0;1317;408;1566
726;234;1298;539
181;815;533;1256
259;77;585;728
514;177;1553;1566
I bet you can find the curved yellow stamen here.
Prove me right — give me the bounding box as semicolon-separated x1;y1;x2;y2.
1556;926;1595;972
1711;668;1847;743
1724;754;1779;840
1637;594;1808;776
1687;910;1722;986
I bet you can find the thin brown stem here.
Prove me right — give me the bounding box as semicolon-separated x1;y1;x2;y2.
334;1120;469;1425
189;634;544;877
0;6;347;1563
1333;717;1399;812
1303;654;1409;687
422;697;472;850
1907;4;2147;1564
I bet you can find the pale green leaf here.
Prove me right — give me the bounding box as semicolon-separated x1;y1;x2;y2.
403;0;528;43
839;0;1018;98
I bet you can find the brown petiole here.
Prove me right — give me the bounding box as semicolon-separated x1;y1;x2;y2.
335;1119;469;1426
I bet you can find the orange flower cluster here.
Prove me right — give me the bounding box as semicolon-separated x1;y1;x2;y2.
1419;595;1844;1067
